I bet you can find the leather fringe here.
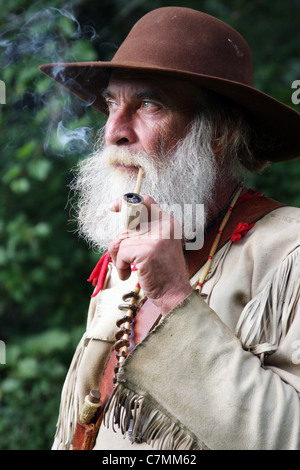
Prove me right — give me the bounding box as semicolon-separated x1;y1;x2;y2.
103;382;206;450
236;247;300;362
52;337;87;449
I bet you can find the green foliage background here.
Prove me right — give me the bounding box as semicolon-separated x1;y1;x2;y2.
0;0;299;450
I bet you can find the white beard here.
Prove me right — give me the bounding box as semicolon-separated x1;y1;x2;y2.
70;117;229;252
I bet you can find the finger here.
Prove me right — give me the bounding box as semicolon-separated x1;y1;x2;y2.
140;194;158;209
114;238;136;280
140;195;169;222
115;256;132;280
109;196;123;212
108;237;122;264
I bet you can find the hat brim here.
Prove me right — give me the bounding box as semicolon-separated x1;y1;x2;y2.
39;61;300;163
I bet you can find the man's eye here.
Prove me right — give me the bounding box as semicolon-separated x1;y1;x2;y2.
142;101;151;108
106;99;117;109
141;101;159;110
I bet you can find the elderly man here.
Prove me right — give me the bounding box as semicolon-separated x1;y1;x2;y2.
40;7;300;450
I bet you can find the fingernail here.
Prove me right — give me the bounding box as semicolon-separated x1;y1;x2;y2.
109;199;118;211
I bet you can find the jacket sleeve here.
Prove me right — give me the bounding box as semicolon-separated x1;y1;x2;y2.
121;291;300;450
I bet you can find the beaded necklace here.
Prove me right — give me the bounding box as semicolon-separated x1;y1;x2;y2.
196;184;244;293
112;184;244;383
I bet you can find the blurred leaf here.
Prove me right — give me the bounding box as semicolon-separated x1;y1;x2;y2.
28;159;52;180
10;177;31;194
22;329;71;356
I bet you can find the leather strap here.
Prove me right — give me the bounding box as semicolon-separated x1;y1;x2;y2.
185;193;285;278
73;193;285;449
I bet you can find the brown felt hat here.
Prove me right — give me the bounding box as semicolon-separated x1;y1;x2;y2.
39;6;300;162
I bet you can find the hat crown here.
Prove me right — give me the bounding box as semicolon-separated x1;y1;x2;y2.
112;7;253;86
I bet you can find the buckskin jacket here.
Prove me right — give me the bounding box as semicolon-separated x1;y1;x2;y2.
52;204;300;450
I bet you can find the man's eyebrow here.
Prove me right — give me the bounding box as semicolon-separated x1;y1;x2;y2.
132;90;165;102
101;89;114;99
101;88;165;102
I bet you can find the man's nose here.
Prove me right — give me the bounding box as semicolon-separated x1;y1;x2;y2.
105;109;136;146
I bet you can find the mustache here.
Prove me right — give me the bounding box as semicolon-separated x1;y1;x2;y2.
100;144;167;175
105;147;145;168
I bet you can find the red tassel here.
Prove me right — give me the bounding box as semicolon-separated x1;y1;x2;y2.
231;222;255;242
87;251;111;297
87;253;138;297
235;189;263;207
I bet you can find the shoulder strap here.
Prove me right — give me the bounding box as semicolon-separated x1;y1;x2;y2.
185;193;285;277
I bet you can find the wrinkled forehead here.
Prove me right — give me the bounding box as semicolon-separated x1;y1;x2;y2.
107;68;200;107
